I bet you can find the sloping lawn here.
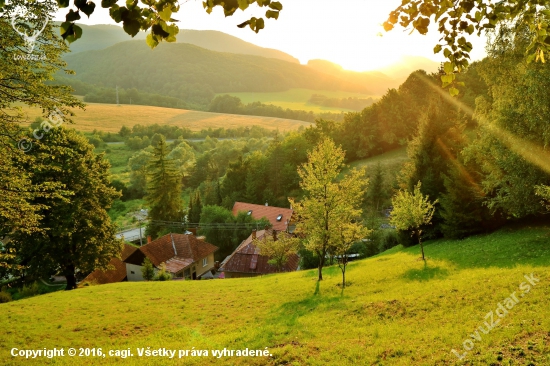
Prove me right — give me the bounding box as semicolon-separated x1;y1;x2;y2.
2;225;550;365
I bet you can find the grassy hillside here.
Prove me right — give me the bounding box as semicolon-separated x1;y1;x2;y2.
19;103;311;133
224;88;379;113
2;226;549;365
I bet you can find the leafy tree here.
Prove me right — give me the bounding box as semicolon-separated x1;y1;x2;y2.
289;138;368;281
119;125;131;138
464;25;550;218
535;185;550;211
0;1;82;269
141;258;155;281
385;0;550;93
253;233;300;272
188;191;203;223
390;182;438;261
199;205;270;260
7;128;122;290
366;163;388;214
333;221;370;288
146;137;184;238
127;148;153;199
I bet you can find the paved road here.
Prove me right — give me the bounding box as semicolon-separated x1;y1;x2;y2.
116;228;144;243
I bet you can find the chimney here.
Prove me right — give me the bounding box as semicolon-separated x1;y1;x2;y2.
265;201;268;206
252;230;257;240
147;235;151;244
272;230;277;241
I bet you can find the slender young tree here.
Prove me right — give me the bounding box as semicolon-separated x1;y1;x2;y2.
146;137;184;238
253;233;300;272
290;138;368;281
141;258;155;281
390;182;438;261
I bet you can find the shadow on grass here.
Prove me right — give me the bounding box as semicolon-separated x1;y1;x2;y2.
271;281;344;328
401;263;449;282
393;226;550;270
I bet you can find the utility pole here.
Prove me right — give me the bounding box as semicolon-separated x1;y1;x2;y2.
138;217;143;246
116;85;120;106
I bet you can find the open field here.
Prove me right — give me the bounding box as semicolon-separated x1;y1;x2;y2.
223;88;380;113
2;225;550;365
18;103;311;133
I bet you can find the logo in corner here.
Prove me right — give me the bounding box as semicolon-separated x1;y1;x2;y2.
10;4;49;54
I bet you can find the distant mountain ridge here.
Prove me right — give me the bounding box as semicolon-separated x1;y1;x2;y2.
65;24;298;63
63;41;371;106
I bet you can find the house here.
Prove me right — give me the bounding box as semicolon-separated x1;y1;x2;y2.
124;233;218;281
232;202;294;232
219;229;300;279
83;244;138;285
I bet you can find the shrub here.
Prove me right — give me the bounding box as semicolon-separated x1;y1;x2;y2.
20;282;39;298
154;263;172;281
0;291;12;303
378;229;400;252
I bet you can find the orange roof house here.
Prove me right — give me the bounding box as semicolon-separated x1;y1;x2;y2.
83;244;138;285
232;202;293;232
124;233;218;281
219;229;300;278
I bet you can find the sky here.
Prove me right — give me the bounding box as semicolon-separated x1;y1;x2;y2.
53;0;488;72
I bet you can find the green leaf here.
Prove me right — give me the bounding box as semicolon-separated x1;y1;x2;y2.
159;6;172;22
57;0;70;8
146;33;159;48
123;18;141;37
449;87;459;96
433;44;442;54
101;0;116;8
443;62;453;74
266;10;279;20
66;10;81;22
0;0;5;8
238;0;249;11
269;1;283;11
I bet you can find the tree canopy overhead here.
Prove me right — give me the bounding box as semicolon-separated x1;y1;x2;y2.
385;0;550;94
0;0;283;47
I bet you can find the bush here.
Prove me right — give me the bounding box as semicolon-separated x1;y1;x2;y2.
0;291;12;303
378;229;400;252
154;263;172;281
20;282;39;298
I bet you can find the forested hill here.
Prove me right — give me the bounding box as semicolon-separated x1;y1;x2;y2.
63;41;371;105
65;24;298;64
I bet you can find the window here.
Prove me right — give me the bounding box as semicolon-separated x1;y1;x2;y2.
276;214;283;222
202;258;208;267
130;271;135;274
247;210;253;215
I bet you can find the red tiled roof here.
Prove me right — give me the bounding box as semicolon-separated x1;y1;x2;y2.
139;233;218;270
83;244;138;285
232;202;293;231
220;230;300;275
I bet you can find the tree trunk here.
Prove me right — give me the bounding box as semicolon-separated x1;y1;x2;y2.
64;264;77;290
318;254;325;281
418;231;425;261
342;267;346;288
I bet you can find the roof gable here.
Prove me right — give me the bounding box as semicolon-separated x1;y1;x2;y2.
232;202;293;231
138;233;218;268
220;229;299;275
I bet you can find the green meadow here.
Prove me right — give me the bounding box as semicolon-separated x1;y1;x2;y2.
2;225;549;365
223;88;379;113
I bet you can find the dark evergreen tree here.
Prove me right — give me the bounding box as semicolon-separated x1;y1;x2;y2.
146;137;184;238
